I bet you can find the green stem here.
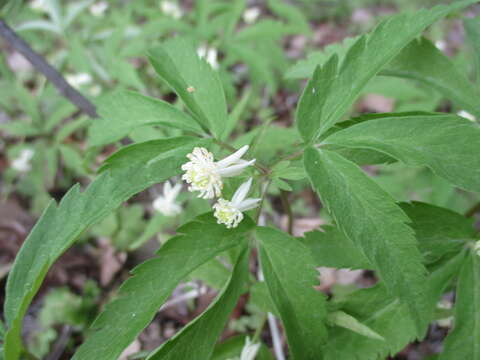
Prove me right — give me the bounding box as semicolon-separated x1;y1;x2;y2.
252;313;268;343
280;190;294;235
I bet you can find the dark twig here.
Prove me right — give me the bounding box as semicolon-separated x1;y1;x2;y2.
44;325;72;360
0;19;98;118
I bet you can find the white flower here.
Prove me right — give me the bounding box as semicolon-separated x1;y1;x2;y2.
153;181;182;216
11;148;35;173
457;110;476;122
240;337;261;360
197;45;219;70
243;7;261;24
66;73;92;89
89;1;108;17
213;178;260;228
160;1;183;19
182;145;255;199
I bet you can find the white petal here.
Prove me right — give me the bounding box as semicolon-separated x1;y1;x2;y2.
237;198;261;212
216;145;249;168
232;178;253;205
217;159;255;177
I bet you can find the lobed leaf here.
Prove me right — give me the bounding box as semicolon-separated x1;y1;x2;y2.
3;136;209;360
89;90;204;147
149;38;227;138
380;37;480;118
323;113;480;193
440;252;480;360
74;214;254;360
304;148;428;331
257;226;328;360
324;252;466;359
294;0;477;141
146;246;250;360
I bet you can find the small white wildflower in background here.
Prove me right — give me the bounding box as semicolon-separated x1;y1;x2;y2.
30;0;47;12
474;240;480;257
182;145;255;199
11;148;35;173
89;1;108;17
243;7;261;24
160;0;183;19
213;178;260;228
240;337;261;360
435;40;446;52
457;110;476;122
152;181;182;216
197;45;219;70
66;73;92;89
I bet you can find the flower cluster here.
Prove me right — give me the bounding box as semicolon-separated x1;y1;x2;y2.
181;146;260;228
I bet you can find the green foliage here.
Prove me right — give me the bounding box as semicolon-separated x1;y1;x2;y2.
323;113;480;193
149;38;227;138
304;148;429;331
3;136;209;359
73;214;254;360
295;0;477;142
212;335;274;360
440;252;480;359
89;90;204;147
257;227;328;360
147;246;249;360
380;38;480;117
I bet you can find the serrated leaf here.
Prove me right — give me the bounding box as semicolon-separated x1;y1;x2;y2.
327;311;384;341
73;214;254;360
295;0;477;141
148;38;227;138
323;113;480;193
440;253;480;360
301;226;372;270
89;90;203;147
146;245;250;360
3;136;209;360
324;252;466;360
304;147;428;331
401;202;476;264
257;226;327;359
380;37;480;118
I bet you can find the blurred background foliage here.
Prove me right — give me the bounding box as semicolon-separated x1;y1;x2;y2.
0;0;479;358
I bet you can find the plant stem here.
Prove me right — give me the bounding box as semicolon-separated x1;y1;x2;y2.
252;313;268;343
0;19;98;118
280;190;294;235
465;201;480;218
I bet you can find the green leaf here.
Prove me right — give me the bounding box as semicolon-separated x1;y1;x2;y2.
301;226;372;270
89;90;203;147
400;202;476;264
3;136;209;360
257;226;328;360
304;148;428;331
327;311;384;341
324;252;466;360
464;18;480;84
147;246;249;360
440;252;480;360
323;113;480;193
380;37;480;118
294;0;477;141
212;335;274;360
74;214;254;360
148;38;227;138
